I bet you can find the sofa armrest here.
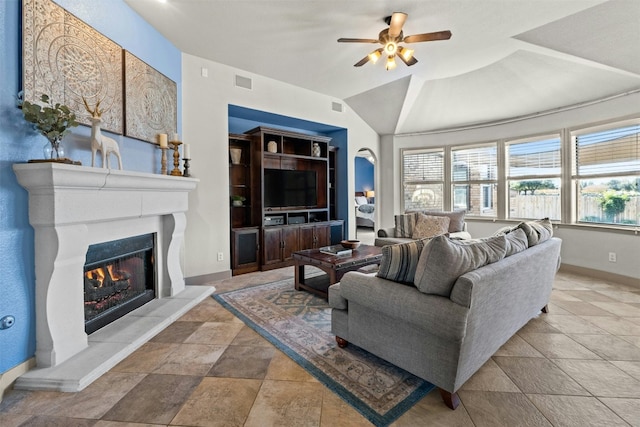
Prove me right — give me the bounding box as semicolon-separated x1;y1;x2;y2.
377;227;396;238
338;272;469;341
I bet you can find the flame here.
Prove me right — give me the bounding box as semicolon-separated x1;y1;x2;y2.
85;267;106;286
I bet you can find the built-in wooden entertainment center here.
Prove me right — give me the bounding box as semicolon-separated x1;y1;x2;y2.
229;127;343;275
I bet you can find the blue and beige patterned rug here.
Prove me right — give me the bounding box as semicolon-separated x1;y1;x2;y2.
213;279;434;426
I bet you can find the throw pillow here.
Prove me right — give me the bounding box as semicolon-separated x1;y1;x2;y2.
355;196;368;205
412;213;450;239
421;210;466;233
414;234;507;296
394;213;417;238
376;238;429;285
516;218;553;246
503;228;529;256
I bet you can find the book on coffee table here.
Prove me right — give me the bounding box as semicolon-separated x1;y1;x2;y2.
319;245;352;257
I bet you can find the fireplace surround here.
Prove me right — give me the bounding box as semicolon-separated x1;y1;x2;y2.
12;163;213;391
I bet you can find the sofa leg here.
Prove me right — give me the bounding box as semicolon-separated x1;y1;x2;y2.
439;388;460;410
336;336;348;348
541;305;549;313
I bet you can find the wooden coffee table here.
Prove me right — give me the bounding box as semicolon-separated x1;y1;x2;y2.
293;244;383;299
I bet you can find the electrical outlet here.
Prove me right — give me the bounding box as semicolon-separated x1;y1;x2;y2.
608;252;617;263
217;252;224;261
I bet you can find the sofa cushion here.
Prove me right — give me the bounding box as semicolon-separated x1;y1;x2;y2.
503;228;529;256
376;238;429;284
414;235;507;296
412;213;450;239
421;210;466;233
516;218;553;246
394;213;417;238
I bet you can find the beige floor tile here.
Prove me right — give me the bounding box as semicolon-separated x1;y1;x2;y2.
621;335;640;348
599;397;640;427
153;343;227;376
231;325;275;347
0;413;33;427
495;334;545;357
544;302;573;316
391;389;475;427
0;389;75;416
460;358;520;392
265;350;319;382
95;422;164;427
553;359;640;398
493;357;589;395
568;334;640;360
457;390;551;427
184;321;244;345
543;314;609;334
592;301;640;317
517;317;562;335
45;372;146;419
177;297;225;322
519;332;601;359
150;321;203;343
170;377;262;427
550;290;583;302
527;394;628;426
208;345;275;379
320;388;373;427
552;300;617;316
562;290;621;302
581;316;640;335
629;317;640;326
597;290;640;304
111;342;179;373
244;379;324;427
11;415;97;426
610;360;640;380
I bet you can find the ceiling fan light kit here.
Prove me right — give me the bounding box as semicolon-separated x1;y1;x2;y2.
338;11;451;70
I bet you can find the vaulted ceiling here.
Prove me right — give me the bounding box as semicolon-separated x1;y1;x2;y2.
124;0;640;135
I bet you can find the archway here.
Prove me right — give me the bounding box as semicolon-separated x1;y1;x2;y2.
354;148;376;241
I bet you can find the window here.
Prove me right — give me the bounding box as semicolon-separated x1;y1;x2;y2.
573;121;640;226
451;144;497;217
402;148;444;211
506;135;561;220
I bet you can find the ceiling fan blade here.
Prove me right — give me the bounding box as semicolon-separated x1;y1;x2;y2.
388;12;407;39
337;38;379;43
354;55;371;67
403;30;452;43
397;53;418;66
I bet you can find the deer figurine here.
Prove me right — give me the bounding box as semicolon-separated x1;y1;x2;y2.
82;97;123;170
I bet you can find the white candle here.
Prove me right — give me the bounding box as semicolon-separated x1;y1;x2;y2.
158;133;168;148
172;133;179;142
183;143;190;159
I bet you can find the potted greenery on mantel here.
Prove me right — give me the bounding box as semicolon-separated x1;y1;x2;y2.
18;92;79;163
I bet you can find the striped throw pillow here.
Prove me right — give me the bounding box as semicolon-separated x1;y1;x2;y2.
376;238;429;284
394;213;418;238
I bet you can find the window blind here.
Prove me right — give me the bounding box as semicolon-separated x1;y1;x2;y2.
575;124;640;176
451;144;497;181
403;149;444;182
507;137;561;178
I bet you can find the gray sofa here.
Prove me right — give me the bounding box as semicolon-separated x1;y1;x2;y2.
375;210;472;246
329;232;562;409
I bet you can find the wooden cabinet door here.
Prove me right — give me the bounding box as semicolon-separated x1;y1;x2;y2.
282;227;299;261
231;228;259;274
298;225;315;250
263;227;283;266
315;224;330;248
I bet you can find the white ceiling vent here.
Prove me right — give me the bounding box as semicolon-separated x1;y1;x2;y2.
331;101;344;113
235;75;252;90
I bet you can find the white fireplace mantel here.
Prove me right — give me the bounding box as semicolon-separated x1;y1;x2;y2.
12;163;213;392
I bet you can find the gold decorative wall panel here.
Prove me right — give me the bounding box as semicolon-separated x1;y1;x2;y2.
124;51;177;143
22;0;123;134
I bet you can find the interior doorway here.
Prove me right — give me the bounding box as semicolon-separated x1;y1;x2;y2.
354;148;376;241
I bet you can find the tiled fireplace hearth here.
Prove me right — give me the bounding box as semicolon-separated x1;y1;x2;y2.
12;163;213;392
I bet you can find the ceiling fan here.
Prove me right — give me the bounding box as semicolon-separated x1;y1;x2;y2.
338;12;452;70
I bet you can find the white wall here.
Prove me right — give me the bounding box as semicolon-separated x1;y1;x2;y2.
383;92;640;280
181;53;379;278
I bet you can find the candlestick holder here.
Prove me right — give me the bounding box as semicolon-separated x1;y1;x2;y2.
169;141;183;176
158;146;169;175
183;158;191;177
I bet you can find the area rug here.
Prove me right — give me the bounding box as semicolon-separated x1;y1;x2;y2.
213;279;435;426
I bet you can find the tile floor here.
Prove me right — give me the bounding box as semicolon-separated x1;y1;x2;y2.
1;236;639;426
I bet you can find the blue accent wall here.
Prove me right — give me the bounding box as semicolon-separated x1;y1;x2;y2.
0;0;181;373
355;157;374;193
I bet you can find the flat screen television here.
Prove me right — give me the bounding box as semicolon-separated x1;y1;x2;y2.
264;168;317;208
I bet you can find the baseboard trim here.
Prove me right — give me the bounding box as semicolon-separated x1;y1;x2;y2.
559;263;639;289
0;358;36;402
185;270;231;286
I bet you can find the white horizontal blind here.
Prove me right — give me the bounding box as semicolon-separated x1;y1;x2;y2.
507;136;561;178
403;149;444;182
452;144;497;181
575;124;640;177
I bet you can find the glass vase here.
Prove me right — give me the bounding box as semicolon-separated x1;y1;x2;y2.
43;138;65;160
